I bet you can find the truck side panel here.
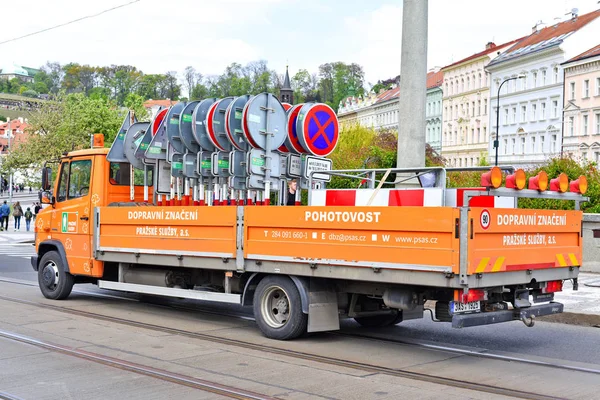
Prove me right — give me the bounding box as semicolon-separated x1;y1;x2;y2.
468;207;582;274
244;206;460;272
97;206;237;258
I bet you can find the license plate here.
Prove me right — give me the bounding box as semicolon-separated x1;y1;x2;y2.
450;301;481;314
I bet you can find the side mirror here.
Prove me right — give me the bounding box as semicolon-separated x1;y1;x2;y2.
41;167;52;191
40;191;54;205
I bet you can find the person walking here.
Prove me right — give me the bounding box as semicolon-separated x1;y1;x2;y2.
286;180;298;206
0;201;9;231
24;207;33;232
34;202;41;220
12;201;23;231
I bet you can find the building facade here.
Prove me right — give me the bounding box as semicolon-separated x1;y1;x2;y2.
426;70;443;152
279;66;294;105
441;40;521;167
0;63;34;83
337;71;442;151
562;44;600;163
486;9;600;167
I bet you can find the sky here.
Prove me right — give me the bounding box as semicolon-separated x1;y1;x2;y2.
2;0;599;87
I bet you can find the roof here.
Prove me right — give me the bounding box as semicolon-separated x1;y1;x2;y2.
0;120;31;152
564;43;600;64
143;99;178;109
490;9;600;66
282;66;292;89
442;38;525;71
426;70;443;89
374;71;442;104
67;148;110;157
0;63;29;77
0;119;29;133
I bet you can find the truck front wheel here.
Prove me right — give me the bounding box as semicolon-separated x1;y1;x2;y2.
38;251;74;300
253;276;307;340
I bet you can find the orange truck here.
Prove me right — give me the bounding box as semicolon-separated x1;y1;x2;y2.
32;147;588;339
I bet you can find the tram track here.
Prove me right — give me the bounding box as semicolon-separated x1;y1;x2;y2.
0;277;577;400
0;329;277;400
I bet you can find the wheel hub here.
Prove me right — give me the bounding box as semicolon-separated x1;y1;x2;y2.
261;286;291;329
42;262;59;289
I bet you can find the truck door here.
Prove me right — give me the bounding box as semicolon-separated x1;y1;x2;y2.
53;157;94;276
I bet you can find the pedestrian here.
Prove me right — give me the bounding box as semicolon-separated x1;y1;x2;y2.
0;200;9;231
12;201;23;231
29;187;32;193
24;207;33;231
286;179;298;206
34;202;41;219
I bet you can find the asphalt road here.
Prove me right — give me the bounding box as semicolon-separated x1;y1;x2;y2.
4;253;600;367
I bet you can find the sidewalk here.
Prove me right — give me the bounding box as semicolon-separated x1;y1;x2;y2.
542;272;600;327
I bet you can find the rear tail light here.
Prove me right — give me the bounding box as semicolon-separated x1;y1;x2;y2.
481;167;502;189
543;280;563;294
506;169;526;190
461;289;487;303
550;173;569;193
528;171;548;191
570;176;588;195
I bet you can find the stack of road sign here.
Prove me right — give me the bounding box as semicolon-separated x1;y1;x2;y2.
107;92;338;206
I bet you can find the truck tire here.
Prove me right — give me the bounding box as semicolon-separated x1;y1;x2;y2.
354;310;402;327
38;251;74;300
253;276;308;340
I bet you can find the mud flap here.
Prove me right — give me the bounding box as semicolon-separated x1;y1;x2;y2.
307;278;339;333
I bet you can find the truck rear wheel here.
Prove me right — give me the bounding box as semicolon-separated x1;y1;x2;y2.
354;310;402;327
253;276;307;340
38;251;74;300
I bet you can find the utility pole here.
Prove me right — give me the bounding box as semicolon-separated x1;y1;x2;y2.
397;0;428;170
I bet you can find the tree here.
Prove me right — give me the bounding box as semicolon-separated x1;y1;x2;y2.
1;93;123;173
41;62;64;94
190;82;209;100
182;66;197;99
163;71;181;100
124;93;149;121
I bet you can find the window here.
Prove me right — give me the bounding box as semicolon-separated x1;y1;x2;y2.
541;70;547;86
553;67;559;83
596;113;600;134
67;160;92;199
496;80;500;92
445;83;449;94
503;139;508;154
57;162;70;202
533;71;538;88
504;108;509;124
484;99;488;115
511;138;516;154
521;137;526;153
569;116;575;136
467;77;471;90
476;127;480;143
596;152;600;163
531;136;536;153
541;102;546;120
552;100;558;118
531;104;537;121
570;82;576;100
109;162;151;186
584;80;590;98
512;107;517;123
471;128;475;143
582;152;587;160
523;74;528;90
477;100;481;116
551;134;557;153
483;126;487;141
583;115;589;135
541;135;545;152
472;101;475;117
461;78;464;92
597;77;600;96
521;105;527;122
479;73;482;88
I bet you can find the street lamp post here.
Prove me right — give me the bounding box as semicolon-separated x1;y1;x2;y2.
494;74;525;166
6;119;12;204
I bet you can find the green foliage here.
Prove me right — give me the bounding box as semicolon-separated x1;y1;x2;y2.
1;93;123;174
318;62;365;110
519;157;599;212
0;115;6;122
21;89;39;98
124;93;149;122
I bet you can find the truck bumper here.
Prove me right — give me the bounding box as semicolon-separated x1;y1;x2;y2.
452;302;564;328
31;256;38;271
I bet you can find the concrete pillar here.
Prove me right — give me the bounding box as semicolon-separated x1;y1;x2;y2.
397;0;428;169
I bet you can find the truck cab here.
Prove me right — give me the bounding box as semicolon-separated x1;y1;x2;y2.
33;148;148;298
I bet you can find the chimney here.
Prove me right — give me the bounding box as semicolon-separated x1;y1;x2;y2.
485;42;496;50
531;20;545;33
18;117;23;123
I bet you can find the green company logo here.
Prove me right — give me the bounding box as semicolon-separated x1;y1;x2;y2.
182;114;193;122
61;212;68;233
169;118;179;125
172;162;183;170
201;161;211;169
218;159;229;168
235;111;242;120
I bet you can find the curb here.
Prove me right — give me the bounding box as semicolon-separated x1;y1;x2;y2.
538;311;600;328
